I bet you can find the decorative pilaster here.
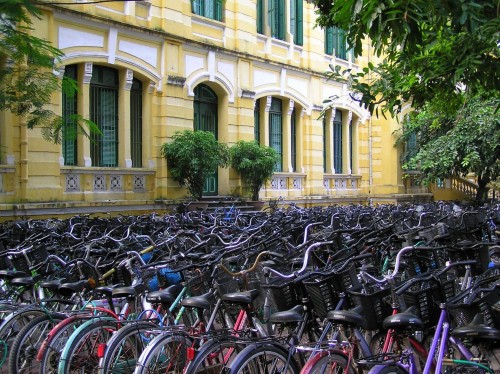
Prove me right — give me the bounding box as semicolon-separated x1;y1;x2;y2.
124;69;134;91
83;62;93;84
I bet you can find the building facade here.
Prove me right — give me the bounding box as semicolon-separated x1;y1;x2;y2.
0;0;424;217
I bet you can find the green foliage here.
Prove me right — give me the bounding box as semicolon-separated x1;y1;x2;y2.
399;92;500;201
312;0;500;117
0;0;95;143
161;130;229;201
230;141;278;201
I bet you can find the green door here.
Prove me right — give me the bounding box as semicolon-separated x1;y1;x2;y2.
194;84;218;196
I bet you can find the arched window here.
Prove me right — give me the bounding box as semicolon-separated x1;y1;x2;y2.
194;83;218;195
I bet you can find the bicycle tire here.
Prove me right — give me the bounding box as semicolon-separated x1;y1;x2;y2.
300;351;355;374
98;320;158;374
58;318;117;374
134;332;192;374
38;315;92;374
8;312;66;374
369;330;388;356
0;306;46;367
184;338;246;374
227;342;300;374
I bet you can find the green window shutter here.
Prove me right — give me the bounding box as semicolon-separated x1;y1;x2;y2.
257;0;264;34
192;0;201;15
130;78;143;168
254;99;261;143
268;0;276;38
62;64;78;166
215;0;223;21
291;107;296;171
349;119;353;172
333;111;343;174
323;118;327;173
325;27;333;55
100;89;118;167
277;0;285;40
297;0;303;45
269;98;282;172
336;28;347;60
269;0;285;40
204;0;213;18
90;66;118;168
291;0;303;46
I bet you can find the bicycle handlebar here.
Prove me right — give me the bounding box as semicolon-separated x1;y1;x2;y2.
291;252;373;284
263;241;334;279
395;260;476;295
217;251;270;277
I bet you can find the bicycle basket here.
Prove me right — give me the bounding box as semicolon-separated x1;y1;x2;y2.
186;270;209;296
447;275;500;330
261;275;302;313
303;264;360;319
9;245;49;273
448;293;500;329
347;285;392;330
215;268;241;295
446;243;490;274
398;280;442;328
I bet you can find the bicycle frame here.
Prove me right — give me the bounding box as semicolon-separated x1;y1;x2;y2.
423;306;480;374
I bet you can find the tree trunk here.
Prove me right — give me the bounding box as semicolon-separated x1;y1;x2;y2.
475;175;490;203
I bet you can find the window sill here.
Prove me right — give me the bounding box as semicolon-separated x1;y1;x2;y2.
191;14;225;29
61;166;156;175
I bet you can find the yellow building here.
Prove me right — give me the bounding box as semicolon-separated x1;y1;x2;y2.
0;0;434;218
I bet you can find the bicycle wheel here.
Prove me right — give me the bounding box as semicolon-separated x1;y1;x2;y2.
0;306;46;369
300;351;355;374
58;318;118;374
98;321;158;374
134;332;191;374
8;312;66;374
184;338;246;374
227;342;300;374
38;315;92;374
369;331;388;355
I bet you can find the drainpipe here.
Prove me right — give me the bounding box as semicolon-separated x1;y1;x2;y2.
19;61;28;200
367;46;373;205
20;115;28;200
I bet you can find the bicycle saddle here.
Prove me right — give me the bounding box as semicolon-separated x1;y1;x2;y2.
181;291;216;309
326;304;364;326
269;304;304;323
147;284;184;304
382;306;424;330
451;313;500;341
221;289;260;305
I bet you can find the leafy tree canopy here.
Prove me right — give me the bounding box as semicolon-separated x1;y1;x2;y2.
312;0;500;117
230;141;278;201
397;91;500;201
161;130;230;201
0;0;96;142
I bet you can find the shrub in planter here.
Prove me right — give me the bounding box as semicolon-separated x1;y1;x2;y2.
230;140;278;201
161;130;229;201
